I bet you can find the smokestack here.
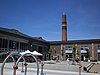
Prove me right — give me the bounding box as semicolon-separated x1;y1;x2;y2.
62;13;67;42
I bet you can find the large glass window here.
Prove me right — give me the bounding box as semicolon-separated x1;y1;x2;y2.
0;38;2;48
80;46;89;50
20;42;28;50
9;40;13;49
4;39;8;48
66;46;73;50
0;38;8;48
16;41;19;49
97;45;100;50
9;40;18;49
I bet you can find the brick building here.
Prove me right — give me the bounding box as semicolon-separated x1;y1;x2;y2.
49;39;100;61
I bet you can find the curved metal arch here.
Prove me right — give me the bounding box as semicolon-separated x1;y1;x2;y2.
1;52;26;75
1;53;16;75
12;53;26;75
16;53;39;75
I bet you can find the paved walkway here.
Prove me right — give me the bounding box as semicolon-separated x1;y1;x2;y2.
0;61;99;75
88;63;100;73
40;61;91;72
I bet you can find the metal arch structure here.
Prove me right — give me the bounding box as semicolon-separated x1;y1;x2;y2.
1;53;16;75
16;53;39;75
1;52;39;75
1;52;26;75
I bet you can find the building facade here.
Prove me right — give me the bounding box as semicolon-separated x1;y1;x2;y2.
49;40;100;61
0;27;100;61
0;27;49;62
0;14;100;62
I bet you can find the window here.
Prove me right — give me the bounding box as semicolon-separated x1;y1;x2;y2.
97;45;100;50
80;46;89;50
4;39;8;48
9;40;13;49
0;38;8;48
20;42;28;50
0;38;2;48
66;46;73;50
16;41;19;49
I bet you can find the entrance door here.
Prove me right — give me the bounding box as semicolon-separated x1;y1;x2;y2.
81;54;84;61
98;53;100;61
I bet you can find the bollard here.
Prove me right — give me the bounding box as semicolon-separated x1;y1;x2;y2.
24;63;28;75
13;65;18;75
24;63;28;66
79;62;82;75
40;62;44;75
13;65;18;69
21;62;24;73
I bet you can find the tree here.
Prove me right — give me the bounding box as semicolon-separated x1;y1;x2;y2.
85;48;90;61
72;45;78;65
48;49;52;60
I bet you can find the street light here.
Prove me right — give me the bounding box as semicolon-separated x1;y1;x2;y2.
54;48;56;55
30;44;32;51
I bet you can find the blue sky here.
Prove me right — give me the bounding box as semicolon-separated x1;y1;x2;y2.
0;0;100;41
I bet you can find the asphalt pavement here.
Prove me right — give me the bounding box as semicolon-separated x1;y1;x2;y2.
0;61;100;75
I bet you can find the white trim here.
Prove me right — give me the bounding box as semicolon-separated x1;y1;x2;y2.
66;50;87;53
81;50;86;53
98;50;100;53
66;50;72;53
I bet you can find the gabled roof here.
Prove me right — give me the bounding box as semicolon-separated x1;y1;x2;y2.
32;37;49;43
0;27;48;43
33;37;46;41
1;27;100;45
0;27;31;38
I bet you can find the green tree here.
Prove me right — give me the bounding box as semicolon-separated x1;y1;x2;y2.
48;49;52;60
85;48;90;60
72;45;78;65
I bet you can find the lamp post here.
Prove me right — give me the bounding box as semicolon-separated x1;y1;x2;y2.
30;44;32;51
61;44;65;61
54;48;56;55
78;45;82;75
79;60;82;75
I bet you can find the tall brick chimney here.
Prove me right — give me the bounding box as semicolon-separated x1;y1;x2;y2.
62;13;67;42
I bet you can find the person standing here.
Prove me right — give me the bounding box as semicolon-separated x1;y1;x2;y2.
67;58;69;64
